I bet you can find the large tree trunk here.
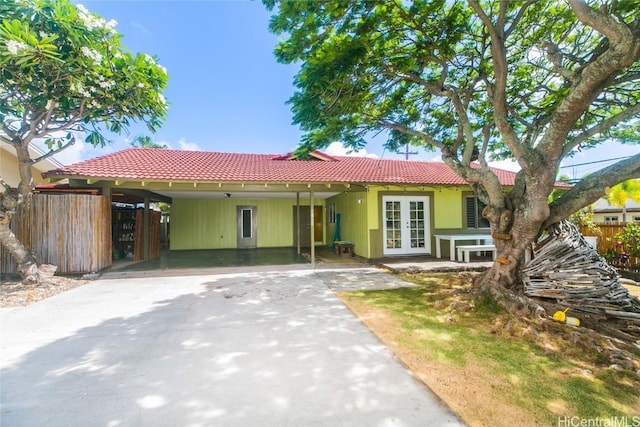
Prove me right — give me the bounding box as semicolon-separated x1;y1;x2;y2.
476;214;543;293
0;140;58;284
1;171;56;285
0;213;49;284
475;179;552;294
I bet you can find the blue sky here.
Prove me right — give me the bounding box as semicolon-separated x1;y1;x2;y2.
55;1;637;178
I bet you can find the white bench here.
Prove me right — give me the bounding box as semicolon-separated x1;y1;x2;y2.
457;244;497;263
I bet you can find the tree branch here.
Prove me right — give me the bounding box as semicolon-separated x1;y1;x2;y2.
455;92;478;166
31;135;75;164
504;0;537;38
568;0;629;43
0;177;13;193
387;66;448;97
562;103;640;156
468;0;533;167
545;153;640;227
497;0;507;37
380;120;444;148
1;124;19;145
441;147;506;210
541;41;579;82
613;72;640;86
33;106;84;139
510;170;527;201
538;1;640;164
479;124;491;169
43;102;57;131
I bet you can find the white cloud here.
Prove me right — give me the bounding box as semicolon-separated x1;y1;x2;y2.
177;137;201;151
131;21;151;36
324;141;379;158
48;140;86;166
421;150;520;172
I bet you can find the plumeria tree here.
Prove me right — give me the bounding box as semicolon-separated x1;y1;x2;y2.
0;0;168;284
265;0;640;293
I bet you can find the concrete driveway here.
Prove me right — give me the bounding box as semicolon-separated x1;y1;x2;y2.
1;265;464;427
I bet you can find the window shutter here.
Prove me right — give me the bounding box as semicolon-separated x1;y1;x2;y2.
466;196;490;228
465;197;476;228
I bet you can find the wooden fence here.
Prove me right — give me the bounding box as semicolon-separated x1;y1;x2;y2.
1;194;112;275
580;222;639;268
133;209;161;261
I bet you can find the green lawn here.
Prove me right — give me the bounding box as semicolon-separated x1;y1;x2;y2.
338;272;640;426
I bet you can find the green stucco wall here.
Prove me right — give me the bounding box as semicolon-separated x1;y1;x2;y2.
365;185;465;258
170;185;469;256
326;185;465;258
171;198;325;250
434;188;464;229
326;191;370;258
366;185;464;229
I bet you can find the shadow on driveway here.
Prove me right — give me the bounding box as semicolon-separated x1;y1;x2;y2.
1;268;464;426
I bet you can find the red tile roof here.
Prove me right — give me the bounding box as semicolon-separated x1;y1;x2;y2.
44;148;521;186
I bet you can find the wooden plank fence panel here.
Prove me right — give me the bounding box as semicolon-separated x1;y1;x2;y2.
133;209;161;262
581;222;639;267
1;194;112;275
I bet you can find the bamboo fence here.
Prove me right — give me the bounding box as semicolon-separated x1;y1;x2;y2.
1;194;112;275
580;222;639;268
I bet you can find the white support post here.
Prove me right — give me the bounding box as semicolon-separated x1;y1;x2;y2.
310;191;315;267
296;192;301;255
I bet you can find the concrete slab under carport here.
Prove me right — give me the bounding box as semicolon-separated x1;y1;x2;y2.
107;247;309;273
1;265;465;427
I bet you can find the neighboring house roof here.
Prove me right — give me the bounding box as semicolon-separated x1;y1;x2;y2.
44;148;524;186
593;197;640;213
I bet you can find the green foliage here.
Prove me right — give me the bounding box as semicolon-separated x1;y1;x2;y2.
616;222;640;258
156;202;170;215
606;179;640;209
0;0;169;151
568;207;601;236
130;135;167;149
265;0;639;160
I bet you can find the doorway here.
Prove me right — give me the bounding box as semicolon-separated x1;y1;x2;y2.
382;196;431;255
293;206;323;247
237;206;257;248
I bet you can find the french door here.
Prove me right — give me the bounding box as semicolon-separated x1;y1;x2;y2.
382;196;431;256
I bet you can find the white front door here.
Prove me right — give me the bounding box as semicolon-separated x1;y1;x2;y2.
237;206;257;248
382;196;431;256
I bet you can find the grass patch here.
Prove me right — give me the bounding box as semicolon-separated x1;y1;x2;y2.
473;289;505;315
338;272;640;427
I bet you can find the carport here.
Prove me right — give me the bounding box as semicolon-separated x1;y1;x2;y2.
43;149;355;270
